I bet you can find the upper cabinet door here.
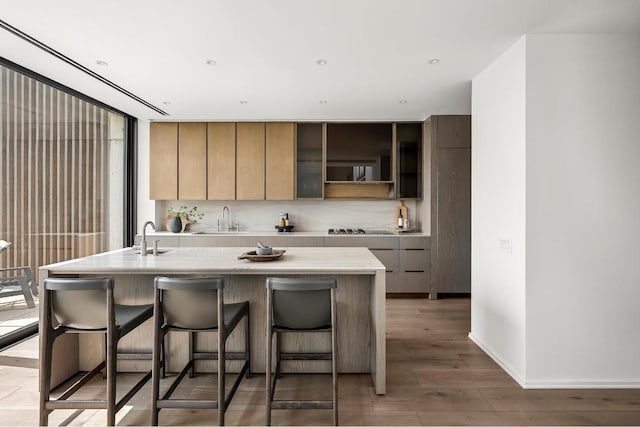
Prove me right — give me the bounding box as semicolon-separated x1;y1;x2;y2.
178;123;207;200
396;122;423;199
236;122;265;200
296;123;324;199
207;123;236;200
150;122;178;200
266;122;295;200
433;115;471;148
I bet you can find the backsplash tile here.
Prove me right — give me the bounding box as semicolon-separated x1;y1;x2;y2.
156;199;420;232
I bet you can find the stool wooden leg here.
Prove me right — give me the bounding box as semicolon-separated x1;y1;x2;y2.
39;323;54;426
218;327;225;426
275;331;282;379
265;289;272;426
245;311;251;378
331;288;338;426
151;295;163;426
188;331;195;378
106;289;117;426
161;332;166;379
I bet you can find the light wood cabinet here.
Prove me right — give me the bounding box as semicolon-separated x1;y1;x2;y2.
236;123;265;200
149;122;178;200
266;122;295;200
178;123;207;200
207;122;236;200
150;121;298;201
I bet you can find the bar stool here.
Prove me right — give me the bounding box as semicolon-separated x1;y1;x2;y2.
265;277;338;426
151;276;250;426
39;277;154;426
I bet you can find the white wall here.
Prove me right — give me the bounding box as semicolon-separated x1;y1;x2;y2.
525;34;640;386
470;37;527;384
136;120;155;233
472;34;640;388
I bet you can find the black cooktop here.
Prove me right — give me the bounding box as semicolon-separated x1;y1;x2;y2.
328;228;366;235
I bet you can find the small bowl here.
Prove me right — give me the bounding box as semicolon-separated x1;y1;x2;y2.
256;246;273;255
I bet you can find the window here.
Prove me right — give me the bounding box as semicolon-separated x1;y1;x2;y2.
0;60;135;347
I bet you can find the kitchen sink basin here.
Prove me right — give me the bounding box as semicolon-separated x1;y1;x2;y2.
131;248;171;255
196;230;250;235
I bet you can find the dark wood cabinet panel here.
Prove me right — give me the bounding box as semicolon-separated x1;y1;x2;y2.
429;115;471;297
435;149;471;293
433;115;471;149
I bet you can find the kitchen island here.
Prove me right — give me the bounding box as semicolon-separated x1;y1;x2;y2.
39;246;387;394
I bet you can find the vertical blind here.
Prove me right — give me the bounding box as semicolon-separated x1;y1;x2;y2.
0;65;121;280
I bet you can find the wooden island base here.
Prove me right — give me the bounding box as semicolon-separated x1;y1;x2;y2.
40;247;386;394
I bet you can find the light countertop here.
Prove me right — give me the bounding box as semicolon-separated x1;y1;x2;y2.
142;230;428;238
40;246;386;275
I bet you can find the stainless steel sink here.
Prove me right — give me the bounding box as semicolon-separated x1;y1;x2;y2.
131;248;171;255
196;230;249;235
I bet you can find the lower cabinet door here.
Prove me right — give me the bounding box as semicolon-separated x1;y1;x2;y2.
370;249;398;271
397;271;429;293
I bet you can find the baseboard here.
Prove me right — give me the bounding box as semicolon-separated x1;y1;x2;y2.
468;333;640;389
385;293;428;298
522;379;640;389
468;332;526;388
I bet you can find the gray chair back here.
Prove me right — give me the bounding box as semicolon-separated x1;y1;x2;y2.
266;277;337;330
155;276;224;329
44;277;113;330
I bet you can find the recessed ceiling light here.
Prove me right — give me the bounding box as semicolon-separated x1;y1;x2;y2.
428;58;440;65
316;59;328;66
95;60;108;66
205;59;217;66
319;100;328;104
162;101;171;105
240;100;248;104
399;100;408;104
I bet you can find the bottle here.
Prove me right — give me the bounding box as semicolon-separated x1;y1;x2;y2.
279;214;286;228
398;210;403;228
284;213;290;226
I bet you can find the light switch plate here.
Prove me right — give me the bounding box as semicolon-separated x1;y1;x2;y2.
499;238;512;254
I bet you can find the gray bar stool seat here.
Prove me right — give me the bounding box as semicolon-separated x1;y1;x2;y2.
151;276;250;426
265;277;338;426
39;277;154;426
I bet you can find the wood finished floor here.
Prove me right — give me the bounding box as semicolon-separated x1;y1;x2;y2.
0;297;639;426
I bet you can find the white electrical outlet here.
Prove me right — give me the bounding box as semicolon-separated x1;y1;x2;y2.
499;238;512;254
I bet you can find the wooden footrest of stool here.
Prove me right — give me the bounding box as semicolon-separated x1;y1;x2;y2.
271;400;333;410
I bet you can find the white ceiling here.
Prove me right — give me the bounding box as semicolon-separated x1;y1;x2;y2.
1;0;639;121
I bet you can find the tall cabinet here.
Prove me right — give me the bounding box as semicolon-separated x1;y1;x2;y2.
428;115;471;298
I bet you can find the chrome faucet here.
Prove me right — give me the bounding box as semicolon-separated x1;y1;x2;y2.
219;206;232;231
140;221;156;256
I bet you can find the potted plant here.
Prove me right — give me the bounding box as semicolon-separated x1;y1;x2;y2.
166;206;205;233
